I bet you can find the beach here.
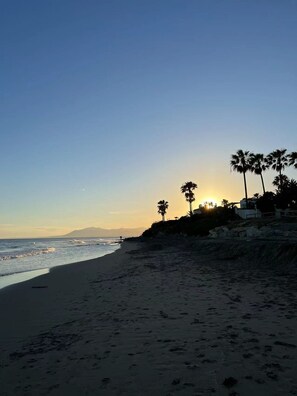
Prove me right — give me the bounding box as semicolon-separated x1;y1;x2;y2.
1;237;297;395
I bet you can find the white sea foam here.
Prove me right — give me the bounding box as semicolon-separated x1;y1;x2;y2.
70;239;120;248
0;237;120;279
71;239;86;245
0;247;56;261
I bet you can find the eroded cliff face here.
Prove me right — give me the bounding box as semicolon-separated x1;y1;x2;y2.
142;218;297;272
139;229;297;274
209;220;297;241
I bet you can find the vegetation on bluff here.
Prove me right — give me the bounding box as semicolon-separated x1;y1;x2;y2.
144;206;238;237
231;148;297;212
157;200;169;222
145;147;296;238
230;148;296;200
180;181;198;216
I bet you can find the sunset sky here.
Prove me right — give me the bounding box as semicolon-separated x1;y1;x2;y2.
1;0;297;238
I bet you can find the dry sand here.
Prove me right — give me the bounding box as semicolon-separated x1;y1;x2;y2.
0;237;297;395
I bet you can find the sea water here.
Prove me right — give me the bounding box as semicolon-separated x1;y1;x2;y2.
0;237;120;289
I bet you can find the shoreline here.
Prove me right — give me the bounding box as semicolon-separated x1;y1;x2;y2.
0;247;122;296
0;241;120;291
0;268;49;291
1;237;297;395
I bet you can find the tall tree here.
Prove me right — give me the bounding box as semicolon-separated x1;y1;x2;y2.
266;149;289;191
230;150;251;207
288;151;297;169
180;181;197;215
157;200;169;222
249;153;269;194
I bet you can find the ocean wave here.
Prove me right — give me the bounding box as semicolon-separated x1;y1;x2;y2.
69;239;120;248
71;239;86;244
0;247;56;261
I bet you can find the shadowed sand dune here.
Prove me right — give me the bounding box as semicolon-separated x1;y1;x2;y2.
0;237;297;395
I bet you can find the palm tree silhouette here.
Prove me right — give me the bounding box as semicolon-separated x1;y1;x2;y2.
181;181;197;215
230;150;251;207
249;153;269;194
157;200;169;222
266;149;289;191
272;174;289;192
288;151;297;169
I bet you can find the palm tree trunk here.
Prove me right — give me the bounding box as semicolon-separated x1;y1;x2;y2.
162;214;165;222
260;173;266;194
279;169;283;191
243;171;248;207
189;201;192;215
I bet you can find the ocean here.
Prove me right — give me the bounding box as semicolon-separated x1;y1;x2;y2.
0;237;120;290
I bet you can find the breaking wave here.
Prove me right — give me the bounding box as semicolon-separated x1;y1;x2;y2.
69;239;120;248
0;237;120;280
0;247;56;261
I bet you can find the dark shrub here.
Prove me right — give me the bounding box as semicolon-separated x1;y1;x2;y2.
142;207;239;237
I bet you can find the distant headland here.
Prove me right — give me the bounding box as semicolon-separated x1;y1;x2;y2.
61;227;145;238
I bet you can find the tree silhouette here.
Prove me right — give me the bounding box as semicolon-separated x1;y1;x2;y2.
203;201;214;209
221;199;229;208
266;149;289;191
157;200;169;222
284;179;297;209
288;151;297;169
180;181;197;215
230;150;251;206
272;174;289;192
249;153;269;194
274;178;297;209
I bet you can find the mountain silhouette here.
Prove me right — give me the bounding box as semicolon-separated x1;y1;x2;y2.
62;227;144;238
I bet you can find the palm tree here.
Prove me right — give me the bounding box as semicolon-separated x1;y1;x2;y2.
180;181;197;215
249;153;269;194
288;151;297;169
230;150;251;206
266;149;289;190
157;200;169;222
272;174;289;192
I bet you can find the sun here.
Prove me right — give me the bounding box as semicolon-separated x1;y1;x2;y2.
200;198;218;209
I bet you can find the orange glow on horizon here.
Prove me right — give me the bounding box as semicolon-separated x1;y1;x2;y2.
198;198;219;209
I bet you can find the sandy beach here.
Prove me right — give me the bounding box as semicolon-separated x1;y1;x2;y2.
1;237;297;395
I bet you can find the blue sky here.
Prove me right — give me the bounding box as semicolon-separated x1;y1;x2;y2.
0;0;297;237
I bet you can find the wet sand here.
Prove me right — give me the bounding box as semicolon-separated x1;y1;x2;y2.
0;237;297;395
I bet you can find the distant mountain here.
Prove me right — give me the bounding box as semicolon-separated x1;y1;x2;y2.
62;227;145;238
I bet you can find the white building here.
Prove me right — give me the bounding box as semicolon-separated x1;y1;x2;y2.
236;198;261;219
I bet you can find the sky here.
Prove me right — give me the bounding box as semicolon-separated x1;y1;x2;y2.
0;0;297;238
